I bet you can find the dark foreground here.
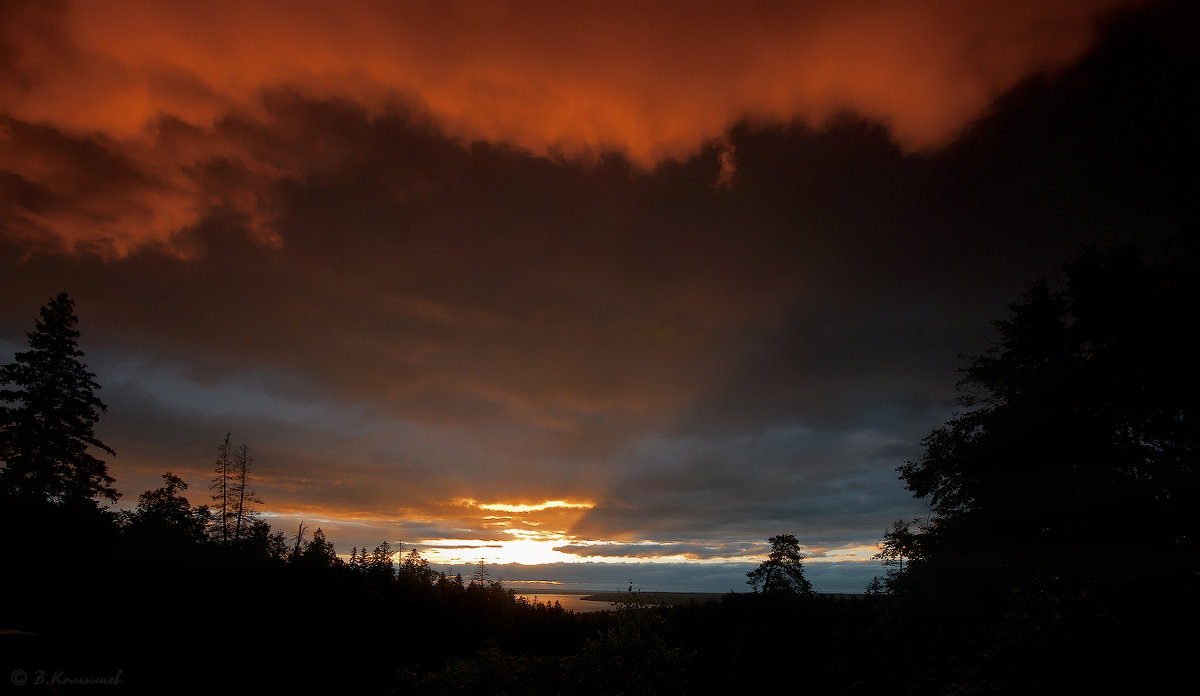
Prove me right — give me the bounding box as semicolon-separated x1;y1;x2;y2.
1;509;1190;696
4;248;1197;693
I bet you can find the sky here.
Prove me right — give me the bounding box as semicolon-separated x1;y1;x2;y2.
1;0;1195;592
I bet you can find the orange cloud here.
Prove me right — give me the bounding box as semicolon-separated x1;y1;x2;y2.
1;0;1137;256
458;498;593;513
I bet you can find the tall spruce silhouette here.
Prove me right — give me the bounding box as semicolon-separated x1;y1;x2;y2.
0;293;117;505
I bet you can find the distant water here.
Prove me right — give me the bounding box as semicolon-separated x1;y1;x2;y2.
514;593;615;613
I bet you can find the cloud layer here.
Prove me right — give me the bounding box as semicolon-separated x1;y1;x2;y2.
2;0;1134;255
1;0;1193;591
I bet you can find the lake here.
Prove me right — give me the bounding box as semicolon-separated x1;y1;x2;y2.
513;593;615;613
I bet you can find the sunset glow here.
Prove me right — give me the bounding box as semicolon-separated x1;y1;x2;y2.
420;534;578;567
0;0;1135;258
1;0;1185;593
465;499;594;514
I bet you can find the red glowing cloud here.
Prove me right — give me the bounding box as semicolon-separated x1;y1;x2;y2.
1;0;1136;256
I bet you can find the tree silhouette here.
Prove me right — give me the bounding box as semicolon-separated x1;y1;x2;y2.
126;472;211;545
211;432;235;544
470;559;491;586
581;583;686;694
746;533;813;596
873;519;919;574
0;293;117;506
300;526;339;566
883;248;1200;692
230;443;262;543
400;547;438;585
209;434;262;546
898;248;1198;590
872;518;922;592
237;516;289;560
367;540;396;580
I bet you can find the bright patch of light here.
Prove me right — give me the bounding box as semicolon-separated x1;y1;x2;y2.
455;498;594;513
419;535;578;566
810;543;883;563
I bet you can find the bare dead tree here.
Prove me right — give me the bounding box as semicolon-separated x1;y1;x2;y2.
210;432;234;545
231;443;262;543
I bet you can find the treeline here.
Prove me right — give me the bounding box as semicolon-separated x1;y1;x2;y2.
0;473;608;694
0;294;597;692
3;245;1197;694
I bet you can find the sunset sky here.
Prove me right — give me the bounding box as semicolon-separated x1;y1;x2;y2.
1;0;1194;592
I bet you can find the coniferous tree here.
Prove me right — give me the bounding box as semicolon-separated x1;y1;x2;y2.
210;432;235;544
353;545;365;573
368;540;395;580
300;527;338;566
470;558;491;587
884;249;1199;691
225;515;288;561
126;472;211;545
746;533;813;596
400;547;437;585
898;249;1199;591
0;293;117;506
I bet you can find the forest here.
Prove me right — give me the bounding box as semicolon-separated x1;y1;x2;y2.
1;245;1195;694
